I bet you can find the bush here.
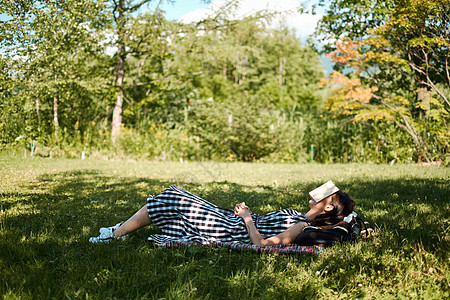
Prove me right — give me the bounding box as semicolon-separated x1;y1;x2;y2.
189;97;293;161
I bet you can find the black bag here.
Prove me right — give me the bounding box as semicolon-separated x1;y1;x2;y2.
294;213;370;247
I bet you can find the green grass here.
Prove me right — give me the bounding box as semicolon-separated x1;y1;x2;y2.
0;157;449;299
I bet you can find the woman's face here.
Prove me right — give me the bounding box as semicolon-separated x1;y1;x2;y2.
309;195;334;213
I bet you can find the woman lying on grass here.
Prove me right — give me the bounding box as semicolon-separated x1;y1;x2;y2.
89;184;355;246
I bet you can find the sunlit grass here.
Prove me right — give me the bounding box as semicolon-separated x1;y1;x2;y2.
0;156;449;298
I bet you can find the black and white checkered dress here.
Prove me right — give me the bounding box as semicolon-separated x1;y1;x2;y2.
147;186;307;245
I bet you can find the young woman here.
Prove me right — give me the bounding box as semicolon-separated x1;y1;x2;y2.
89;185;355;245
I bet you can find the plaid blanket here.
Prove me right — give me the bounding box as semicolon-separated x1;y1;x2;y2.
152;240;323;255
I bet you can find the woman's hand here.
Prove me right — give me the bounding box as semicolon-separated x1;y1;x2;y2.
234;202;251;219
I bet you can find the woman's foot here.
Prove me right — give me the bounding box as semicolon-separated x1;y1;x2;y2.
89;223;128;243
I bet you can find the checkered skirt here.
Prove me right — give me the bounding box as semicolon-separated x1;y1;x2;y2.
147;186;307;245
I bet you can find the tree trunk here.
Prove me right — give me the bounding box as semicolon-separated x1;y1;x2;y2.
53;73;60;148
104;105;110;128
36;97;41;133
111;0;126;142
417;87;431;118
111;49;124;142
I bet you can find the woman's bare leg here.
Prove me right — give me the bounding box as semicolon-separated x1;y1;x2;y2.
113;205;152;237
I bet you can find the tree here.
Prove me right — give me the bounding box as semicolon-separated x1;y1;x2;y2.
374;0;450;107
0;0;109;149
315;0;396;55
169;18;324;161
166;16;324;109
0;56;29;147
0;0;329;162
108;0;169;142
319;0;450;163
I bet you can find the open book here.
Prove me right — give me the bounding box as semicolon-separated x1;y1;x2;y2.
309;180;340;202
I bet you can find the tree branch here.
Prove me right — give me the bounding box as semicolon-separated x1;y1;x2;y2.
409;62;450;107
112;0;119;25
446;56;450;86
392;118;429;162
127;0;152;12
377;97;429;161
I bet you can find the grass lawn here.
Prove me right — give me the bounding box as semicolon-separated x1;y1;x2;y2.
0;157;449;299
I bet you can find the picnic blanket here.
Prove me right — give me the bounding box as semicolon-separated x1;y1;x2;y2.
151;240;323;255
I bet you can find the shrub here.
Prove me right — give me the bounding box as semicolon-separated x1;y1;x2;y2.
189;97;289;161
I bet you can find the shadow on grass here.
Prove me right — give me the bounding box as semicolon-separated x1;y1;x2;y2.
345;178;449;254
0;168;448;298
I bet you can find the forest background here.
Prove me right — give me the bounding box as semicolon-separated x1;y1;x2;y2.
0;0;449;165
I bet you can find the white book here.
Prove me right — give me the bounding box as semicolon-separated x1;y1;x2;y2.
309;180;340;202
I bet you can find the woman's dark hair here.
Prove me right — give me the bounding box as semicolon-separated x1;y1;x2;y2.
309;190;355;226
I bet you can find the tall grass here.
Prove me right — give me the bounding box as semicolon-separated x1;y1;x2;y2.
0;157;448;298
6;107;445;165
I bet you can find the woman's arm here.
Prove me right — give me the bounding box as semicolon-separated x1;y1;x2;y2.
234;202;307;246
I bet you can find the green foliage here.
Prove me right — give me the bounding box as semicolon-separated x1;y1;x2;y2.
173;20;324;110
116;125;198;161
189;97;281;161
0;158;448;298
0;58;28;147
1;0;448;163
111;16;326;162
314;0;395;55
0;0;111;149
317;0;450;164
1;2;328;162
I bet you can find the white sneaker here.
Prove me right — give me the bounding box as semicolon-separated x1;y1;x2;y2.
99;223;122;234
89;223;128;243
